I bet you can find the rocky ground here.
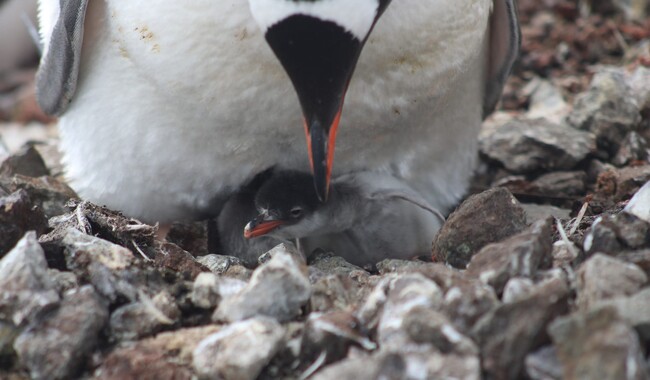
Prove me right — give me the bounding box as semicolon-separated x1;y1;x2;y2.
1;1;650;380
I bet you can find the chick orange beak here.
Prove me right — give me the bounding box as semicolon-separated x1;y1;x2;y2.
244;216;285;239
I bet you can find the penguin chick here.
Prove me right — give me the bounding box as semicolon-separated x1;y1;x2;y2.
244;170;445;266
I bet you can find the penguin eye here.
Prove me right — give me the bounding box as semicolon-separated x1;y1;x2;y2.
290;207;303;218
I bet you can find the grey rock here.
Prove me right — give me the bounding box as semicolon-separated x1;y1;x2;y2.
192;317;284;380
442;281;499;333
612;131;648;166
375;274;443;348
502;277;536;303
403;308;478;355
0;232;59;326
567;68;642;154
592;286;650;341
47;269;78;295
14;285;108;380
525;78;571;123
0;320;18;363
301;311;376;368
310;274;369;313
60;228;140;302
191;272;247;309
310;351;481;380
525;346;563;380
109;291;180;341
471;276;570;380
584;213;650;255
479;118;596;173
0;190;48;257
195;253;253;281
0;145;49;178
92;325;220;380
213;246;311;322
549;306;649;380
625;180;650;223
576;253;647;309
309;251;367;277
466;218;554;295
616;249;650;276
530;171;587;197
0;174;77;218
522;203;571;225
432;188;528;268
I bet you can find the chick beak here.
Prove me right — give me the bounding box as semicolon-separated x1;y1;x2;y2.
244;215;285;239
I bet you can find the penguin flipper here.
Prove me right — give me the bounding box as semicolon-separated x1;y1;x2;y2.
36;0;89;116
483;0;521;117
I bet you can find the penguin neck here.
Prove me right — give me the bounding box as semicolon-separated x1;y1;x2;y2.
311;180;367;234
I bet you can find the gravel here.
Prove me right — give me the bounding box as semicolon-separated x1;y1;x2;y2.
1;2;650;379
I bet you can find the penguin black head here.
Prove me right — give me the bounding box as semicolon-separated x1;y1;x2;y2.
248;0;392;202
244;170;321;238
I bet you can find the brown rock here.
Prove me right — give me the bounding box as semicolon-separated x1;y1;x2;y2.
154;242;209;281
466;218;554;294
0;190;47;256
432;188;528;268
549;307;649;380
576;253;647;309
442;281;499;333
471;276;570;380
479;118;596;173
0;174;76;218
92;325;220;380
0;145;49;178
14;286;108;380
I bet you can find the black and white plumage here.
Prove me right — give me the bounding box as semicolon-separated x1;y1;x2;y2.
221;170;445;266
36;0;520;223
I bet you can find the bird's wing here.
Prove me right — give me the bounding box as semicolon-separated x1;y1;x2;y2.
35;0;89;116
483;0;521;117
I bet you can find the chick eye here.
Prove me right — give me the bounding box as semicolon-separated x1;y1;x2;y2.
290;207;303;218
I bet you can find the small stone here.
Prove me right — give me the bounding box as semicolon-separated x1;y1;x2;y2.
583;213;650;255
625;180;650;223
442;281;499;333
593;287;650;341
92;325;220;380
549;307;649;380
196;254;253;281
502;277;536;303
530;171;587;197
471;276;569;380
192;317;284;380
60;228;140;302
0;145;49;178
403;308;478;355
213;246;311;322
301;311;376;367
0;190;48;256
14;285;108;380
525;78;571;123
466;218;553;294
191;272;247;309
567;68;642;154
552;241;579;268
522;203;571;224
310;274;367;313
479;118;596;173
47;269;78;295
109;291;180;341
154;242;209;280
612;132;648;166
356;274;443;348
576;253;647;309
0;174;76;218
432;188;528;268
309;251;366;277
0;232;59;326
525;346;563;380
616;249;650;276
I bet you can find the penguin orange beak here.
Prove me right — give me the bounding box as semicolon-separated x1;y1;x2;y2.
244;215;285;239
264;15;363;202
